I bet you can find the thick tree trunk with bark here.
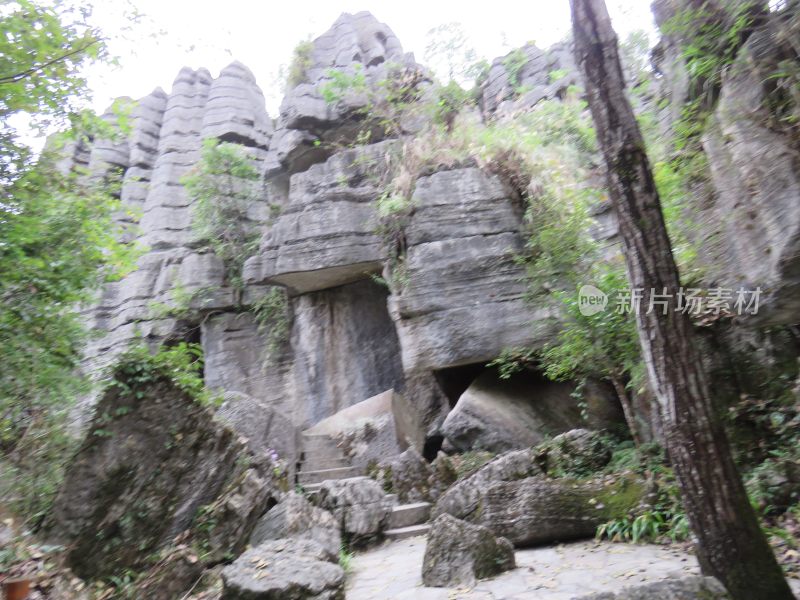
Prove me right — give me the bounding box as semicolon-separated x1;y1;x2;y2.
569;1;794;599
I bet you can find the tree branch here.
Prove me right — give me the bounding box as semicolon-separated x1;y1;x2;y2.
0;40;100;85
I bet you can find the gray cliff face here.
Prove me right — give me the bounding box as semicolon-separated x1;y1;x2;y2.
652;1;800;325
67;8;800;469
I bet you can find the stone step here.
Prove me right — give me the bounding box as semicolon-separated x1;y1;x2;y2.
388;502;431;530
297;456;350;471
384;523;430;541
300;434;341;455
296;466;363;485
385;493;398;506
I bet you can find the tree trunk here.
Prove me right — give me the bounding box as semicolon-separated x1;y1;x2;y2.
609;376;642;448
569;2;793;599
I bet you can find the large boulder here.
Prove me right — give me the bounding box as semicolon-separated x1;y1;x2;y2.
432;449;542;521
577;575;730;599
470;476;645;547
441;369;583;453
221;539;345;600
422;514;515;587
313;477;391;546
306;390;404;469
249;492;341;561
46;364;281;581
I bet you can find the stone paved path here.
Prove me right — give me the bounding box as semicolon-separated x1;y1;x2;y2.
347;535;800;599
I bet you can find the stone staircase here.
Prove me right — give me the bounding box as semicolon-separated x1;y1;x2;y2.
295;433;362;493
384;500;432;540
296;432;433;540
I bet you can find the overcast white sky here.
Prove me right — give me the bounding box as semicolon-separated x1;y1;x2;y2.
85;0;656;115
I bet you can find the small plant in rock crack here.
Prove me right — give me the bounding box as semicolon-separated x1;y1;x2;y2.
338;545;355;573
252;288;292;363
320;65;367;105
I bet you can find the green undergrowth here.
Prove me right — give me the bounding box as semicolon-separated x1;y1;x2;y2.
108;342;221;409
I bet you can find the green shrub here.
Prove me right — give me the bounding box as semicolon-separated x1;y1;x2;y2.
182;139;261;293
252;288;291;361
287;40;314;88
503;48;528;92
320;66;367;105
109;342;221;408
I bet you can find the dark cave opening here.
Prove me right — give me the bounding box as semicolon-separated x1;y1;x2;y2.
433;362;487;408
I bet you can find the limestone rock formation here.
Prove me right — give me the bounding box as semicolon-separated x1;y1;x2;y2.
384;447;434;503
433;449;542;521
480;41;580;119
47;365;281;580
312;477;392;546
441;369;583;452
390;167;558;373
243;141;398;293
652;1;800;327
469;476;644;547
422;514;516;587
249;492;341;561
577;575;730;599
221;539;345;600
55;7;800;594
266;11;425;179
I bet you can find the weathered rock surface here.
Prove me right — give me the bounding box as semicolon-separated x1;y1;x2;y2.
289;279;406;428
384;447;434;503
537;428;614;477
433;449;542;521
313;477;391;546
422;514;515;587
469;476;643;547
700;17;800;326
480;41;580;119
390;167;558;372
249;492;341;561
73;61;274;431
47;367;280;580
244;141;398;293
441;369;583;452
307;390;404;469
652;1;800;327
221;539;344;600
266;12;424;177
577;575;730;599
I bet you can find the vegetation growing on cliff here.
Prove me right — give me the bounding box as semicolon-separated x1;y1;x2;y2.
0;0;141;527
183;138;261;293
